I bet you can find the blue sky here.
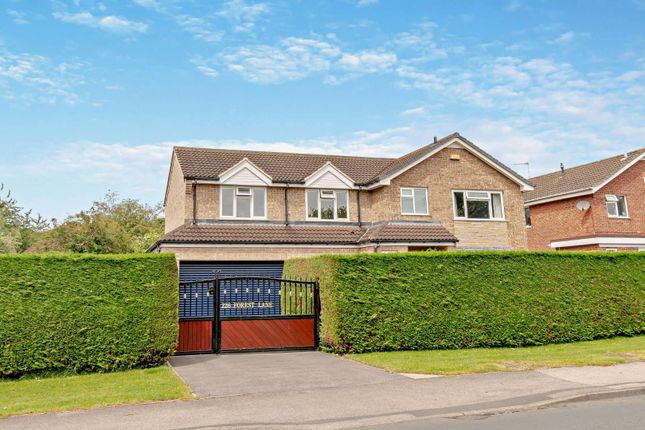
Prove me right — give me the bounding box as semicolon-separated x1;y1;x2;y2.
1;0;644;220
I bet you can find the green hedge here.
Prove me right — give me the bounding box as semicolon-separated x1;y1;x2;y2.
284;252;645;353
0;254;178;377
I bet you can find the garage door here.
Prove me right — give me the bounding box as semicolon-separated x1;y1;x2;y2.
179;261;284;283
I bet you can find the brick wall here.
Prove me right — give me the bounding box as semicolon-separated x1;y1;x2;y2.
363;148;528;249
159;244;409;261
164;155;186;233
527;160;645;250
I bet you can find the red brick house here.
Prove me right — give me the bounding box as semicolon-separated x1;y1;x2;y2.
524;148;645;251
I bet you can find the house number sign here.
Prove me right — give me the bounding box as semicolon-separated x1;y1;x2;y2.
220;301;273;309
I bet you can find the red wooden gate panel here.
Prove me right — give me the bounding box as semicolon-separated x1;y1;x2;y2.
220;317;315;351
177;320;212;353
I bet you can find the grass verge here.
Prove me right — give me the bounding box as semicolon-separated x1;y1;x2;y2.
348;335;645;375
0;366;192;418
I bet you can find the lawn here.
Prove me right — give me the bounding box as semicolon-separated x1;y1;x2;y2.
348;335;645;375
0;366;192;418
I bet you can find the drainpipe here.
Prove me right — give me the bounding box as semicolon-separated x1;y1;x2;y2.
191;180;197;225
357;185;363;227
284;184;290;226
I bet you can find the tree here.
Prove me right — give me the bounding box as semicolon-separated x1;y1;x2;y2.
0;184;49;253
37;192;164;254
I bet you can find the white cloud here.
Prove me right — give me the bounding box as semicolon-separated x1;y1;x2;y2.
53;11;148;33
0;48;86;104
6;9;29;25
551;31;575;45
191;57;219;78
357;0;379;7
216;37;341;83
400;106;426;117
337;51;397;73
175;15;223;43
217;0;269;33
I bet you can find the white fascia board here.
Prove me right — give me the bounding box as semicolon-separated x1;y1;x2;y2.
159;242;453;249
524;188;594;207
526;153;645;206
550;236;645;248
591;153;645;193
219;158;272;185
304;162;356;189
367;137;534;191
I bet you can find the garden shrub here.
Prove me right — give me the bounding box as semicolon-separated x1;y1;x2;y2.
0;254;178;377
284;252;645;353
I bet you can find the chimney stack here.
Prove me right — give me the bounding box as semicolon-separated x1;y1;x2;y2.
433;136;438;144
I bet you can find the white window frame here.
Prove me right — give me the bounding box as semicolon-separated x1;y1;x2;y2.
605;194;629;218
305;189;350;221
453;190;505;221
220;186;267;219
400;187;429;215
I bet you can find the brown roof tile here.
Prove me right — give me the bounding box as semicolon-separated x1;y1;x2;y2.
174;147;394;184
361;221;458;243
173;132;529;187
525;148;645;203
155;221;457;247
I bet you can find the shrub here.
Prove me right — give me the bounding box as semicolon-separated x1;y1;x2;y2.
284;252;645;353
0;254;178;377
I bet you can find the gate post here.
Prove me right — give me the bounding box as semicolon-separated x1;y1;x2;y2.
313;280;321;349
212;279;221;353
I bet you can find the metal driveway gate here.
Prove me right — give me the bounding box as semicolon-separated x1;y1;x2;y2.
177;277;319;353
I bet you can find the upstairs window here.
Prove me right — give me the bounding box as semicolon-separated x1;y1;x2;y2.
306;190;348;220
453;190;504;220
221;187;266;219
606;194;628;218
400;187;428;215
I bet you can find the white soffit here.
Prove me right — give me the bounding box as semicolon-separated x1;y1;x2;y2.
305;162;355;189
219;158;272;186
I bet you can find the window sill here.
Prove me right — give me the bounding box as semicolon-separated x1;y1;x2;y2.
400;213;430;216
453;218;507;223
220;216;268;221
607;216;630;219
305;218;351;222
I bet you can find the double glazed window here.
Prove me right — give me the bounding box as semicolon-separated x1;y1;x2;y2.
221;187;266;219
307;190;348;220
606;194;628;218
453;190;504;220
400;187;428;215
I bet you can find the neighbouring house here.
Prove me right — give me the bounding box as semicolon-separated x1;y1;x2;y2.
524;148;645;251
150;132;533;279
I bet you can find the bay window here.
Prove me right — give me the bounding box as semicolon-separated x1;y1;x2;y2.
453;190;504;220
221;186;266;219
306;190;348;221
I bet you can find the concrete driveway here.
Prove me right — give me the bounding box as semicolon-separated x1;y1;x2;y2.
169;351;402;398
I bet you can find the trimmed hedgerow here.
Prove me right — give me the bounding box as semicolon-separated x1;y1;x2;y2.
284;252;645;353
0;254;178;377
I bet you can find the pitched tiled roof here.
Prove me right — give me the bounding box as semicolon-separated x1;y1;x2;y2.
173;132;529;187
174;147;394;184
153;221;457;248
525;148;645;203
361;221;458;243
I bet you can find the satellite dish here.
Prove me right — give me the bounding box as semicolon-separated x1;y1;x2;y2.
576;200;591;211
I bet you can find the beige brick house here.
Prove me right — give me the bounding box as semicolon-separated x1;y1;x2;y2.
525;148;645;251
151;133;533;279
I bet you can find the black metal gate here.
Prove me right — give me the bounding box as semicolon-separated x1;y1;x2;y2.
177;277;319;353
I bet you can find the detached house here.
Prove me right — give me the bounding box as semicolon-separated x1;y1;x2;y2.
151;133;533;279
525;148;645;251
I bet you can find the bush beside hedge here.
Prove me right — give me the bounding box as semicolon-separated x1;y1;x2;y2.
0;254;178;377
284;252;645;353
